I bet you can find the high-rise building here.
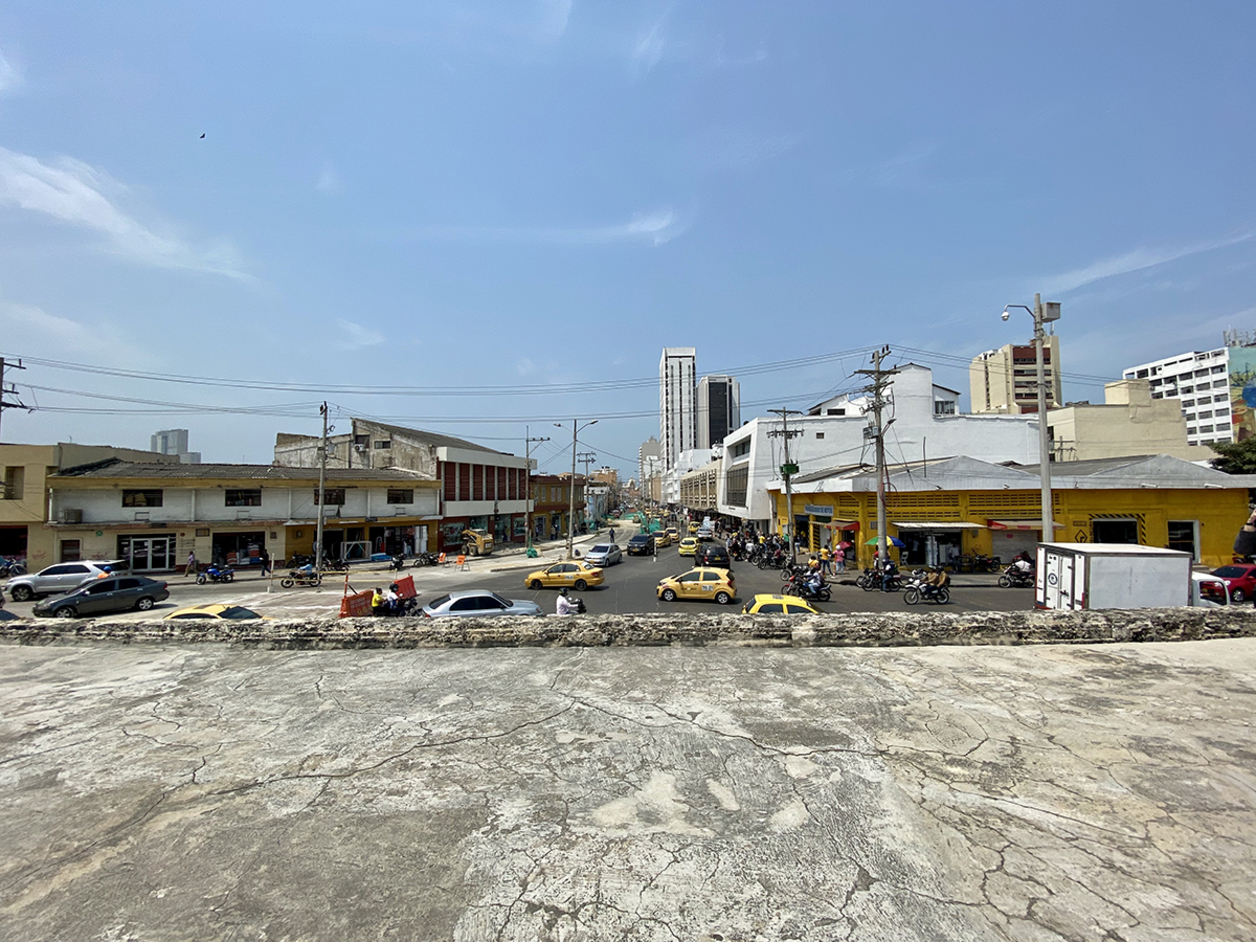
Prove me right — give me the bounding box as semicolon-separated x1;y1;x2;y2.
659;347;696;469
150;428;200;464
637;437;661;485
696;375;740;449
1122;344;1237;446
969;336;1062;415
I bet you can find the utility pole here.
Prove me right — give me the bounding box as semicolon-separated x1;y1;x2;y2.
0;358;28;441
576;451;596;531
314;402;329;583
555;419;597;560
767;408;803;561
524;426;550;551
855;346;898;587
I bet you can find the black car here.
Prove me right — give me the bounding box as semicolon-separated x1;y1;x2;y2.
32;575;170;618
695;543;732;570
626;534;656;556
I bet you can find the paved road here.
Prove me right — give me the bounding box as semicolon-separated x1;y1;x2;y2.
2;638;1253;941
2;540;1033;621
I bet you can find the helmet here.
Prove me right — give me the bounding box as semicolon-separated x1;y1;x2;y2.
389;583;399;591
560;587;568;596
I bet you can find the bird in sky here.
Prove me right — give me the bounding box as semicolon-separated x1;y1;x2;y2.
199;133;205;139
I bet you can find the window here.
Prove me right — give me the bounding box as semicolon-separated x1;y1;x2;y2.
117;578;142;590
826;408;846;416
815;432;825;440
313;488;346;505
725;466;749;506
934;401;956;415
1167;521;1198;560
387;488;414;504
1187;427;1198;435
225;489;262;507
60;540;81;563
122;489;163;507
757;603;784;613
374;440;391;450
785;604;813;614
1213;365;1226;373
84;581;118;595
729;440;751;458
678;573;701;583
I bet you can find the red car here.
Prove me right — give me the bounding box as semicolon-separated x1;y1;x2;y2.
1210;564;1256;603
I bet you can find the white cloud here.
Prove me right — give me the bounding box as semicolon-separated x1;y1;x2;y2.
406;207;688;247
632;13;668;76
315;163;342;194
1040;232;1254;295
337;318;384;349
0;146;250;280
537;0;573;42
0;50;22;96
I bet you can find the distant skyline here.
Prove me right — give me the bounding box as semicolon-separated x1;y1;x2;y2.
0;2;1252;477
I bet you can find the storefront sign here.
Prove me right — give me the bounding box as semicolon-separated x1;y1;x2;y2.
803;505;834;516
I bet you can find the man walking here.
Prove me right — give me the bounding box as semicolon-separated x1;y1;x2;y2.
186;550;197;579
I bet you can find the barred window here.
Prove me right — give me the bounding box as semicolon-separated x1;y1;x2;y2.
122;489;163;507
725;466;749;507
225;489;262;507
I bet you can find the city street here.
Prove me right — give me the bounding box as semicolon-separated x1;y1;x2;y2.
2;538;1034;621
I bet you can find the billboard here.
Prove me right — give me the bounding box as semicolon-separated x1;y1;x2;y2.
1228;346;1256;441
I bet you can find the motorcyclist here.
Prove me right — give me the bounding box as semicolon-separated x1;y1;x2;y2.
923;566;950;597
385;583;402;615
556;587;578;616
371;587;386;616
1012;552;1034;575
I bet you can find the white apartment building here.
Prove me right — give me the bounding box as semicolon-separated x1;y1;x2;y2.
637;437;661;484
717;364;1040;528
696;374;740;449
1122;348;1233;447
659;347;696;469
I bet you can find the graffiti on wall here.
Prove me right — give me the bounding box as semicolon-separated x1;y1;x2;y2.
1228;346;1256;442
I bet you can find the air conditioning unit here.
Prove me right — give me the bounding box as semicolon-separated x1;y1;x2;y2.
59;509;83;524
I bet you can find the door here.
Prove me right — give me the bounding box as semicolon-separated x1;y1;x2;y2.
76;579;120;615
43;563;93;593
676;572;703;597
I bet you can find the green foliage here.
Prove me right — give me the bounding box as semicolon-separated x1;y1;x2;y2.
1209;437;1256;474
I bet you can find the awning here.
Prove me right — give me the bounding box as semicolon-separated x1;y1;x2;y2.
988;519;1066;531
814;519;859;530
893;521;985;530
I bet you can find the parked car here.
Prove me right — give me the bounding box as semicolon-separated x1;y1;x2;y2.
584;543;622;567
6;560;127;602
421;590;543;618
694;543;732;570
164;604;268;620
525;561;605;590
741;594;820;615
1209;563;1256;602
656;567;736;605
32;575;169;618
626;534;656;556
677;537;699;557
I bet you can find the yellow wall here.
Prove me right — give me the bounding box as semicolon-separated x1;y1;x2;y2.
776;487;1247;569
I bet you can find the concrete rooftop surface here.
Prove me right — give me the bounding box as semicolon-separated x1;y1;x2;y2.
1;638;1255;941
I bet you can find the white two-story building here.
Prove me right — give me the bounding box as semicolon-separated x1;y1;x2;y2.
716;364;1041;530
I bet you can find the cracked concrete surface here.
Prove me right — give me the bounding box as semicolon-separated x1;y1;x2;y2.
1;640;1255;941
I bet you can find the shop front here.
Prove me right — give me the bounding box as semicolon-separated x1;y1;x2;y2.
211;530;266;567
117;533;178;572
894;522;984;568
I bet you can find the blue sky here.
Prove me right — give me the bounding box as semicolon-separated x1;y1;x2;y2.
0;1;1252;476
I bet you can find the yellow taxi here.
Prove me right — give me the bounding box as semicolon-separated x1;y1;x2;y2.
740;594;820;615
688;522;700;534
653;530;672;548
677;537;699;556
657;567;736;605
163;603;269;620
526;560;605;590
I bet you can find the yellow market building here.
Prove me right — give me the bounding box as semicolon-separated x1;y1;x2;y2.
767;454;1254;570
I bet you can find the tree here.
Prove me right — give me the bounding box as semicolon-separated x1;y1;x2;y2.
1209;438;1256;475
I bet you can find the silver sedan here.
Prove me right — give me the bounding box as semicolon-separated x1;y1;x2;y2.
420;589;543;618
583;543;622;567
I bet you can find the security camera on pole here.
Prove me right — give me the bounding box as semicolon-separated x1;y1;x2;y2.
1002;294;1061;541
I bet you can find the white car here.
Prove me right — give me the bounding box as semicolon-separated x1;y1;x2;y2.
6;560;126;602
584;544;622;567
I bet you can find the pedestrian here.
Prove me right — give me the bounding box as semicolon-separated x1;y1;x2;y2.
834;544;846;573
259;547;271;577
186;550;197;578
819;544;832;576
609;527;616;543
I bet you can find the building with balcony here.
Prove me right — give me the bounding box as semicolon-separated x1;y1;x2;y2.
970;336;1062;414
1121;344;1237;447
45;460;439;570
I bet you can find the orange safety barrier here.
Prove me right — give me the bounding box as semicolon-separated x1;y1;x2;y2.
456;554;468;571
394;575;417;599
438;552;447;565
339;590;373;618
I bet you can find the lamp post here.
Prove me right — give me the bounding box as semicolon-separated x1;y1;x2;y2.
556;419;597;559
1002;293;1061;542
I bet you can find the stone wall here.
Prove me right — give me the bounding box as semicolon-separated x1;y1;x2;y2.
2;608;1255;649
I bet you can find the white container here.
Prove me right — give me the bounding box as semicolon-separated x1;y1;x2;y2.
1035;543;1193;611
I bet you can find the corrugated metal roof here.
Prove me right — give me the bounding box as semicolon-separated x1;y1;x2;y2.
353;419;505;455
54;460;427;482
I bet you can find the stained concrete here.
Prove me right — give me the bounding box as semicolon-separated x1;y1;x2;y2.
1;639;1255;941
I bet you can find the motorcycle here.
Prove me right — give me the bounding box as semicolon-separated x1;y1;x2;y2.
903;574;951;605
553;596;587;615
785;573;831;602
196;563;235;585
388;555;407;572
857;567;903;592
998;565;1035;588
411;552;441;567
280;566;323;588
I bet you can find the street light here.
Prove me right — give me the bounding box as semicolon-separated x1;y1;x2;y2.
1002;293;1061;543
556;419;597;559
